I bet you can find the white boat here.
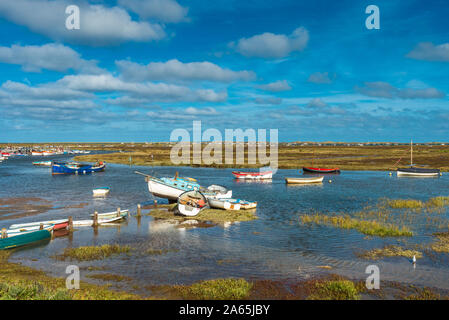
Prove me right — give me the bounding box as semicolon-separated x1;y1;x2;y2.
42;151;54;156
136;172;232;201
285;176;324;184
89;209;129;219
208;198;242;210
397;140;440;177
72;216;124;227
9;219;67;230
177;190;208;217
6;224;54;237
31;151;44;156
93;187;110;196
32;161;52;166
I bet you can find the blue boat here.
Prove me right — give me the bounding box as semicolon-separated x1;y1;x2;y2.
52;161;106;175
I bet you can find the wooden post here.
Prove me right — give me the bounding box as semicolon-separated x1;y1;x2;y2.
175;171;179;179
1;228;7;239
154;199;158;208
68;216;73;231
117;207;121;217
39;223;44;230
93;211;98;227
137;204;141;216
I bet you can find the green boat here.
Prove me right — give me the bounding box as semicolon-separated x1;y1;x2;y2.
0;229;51;250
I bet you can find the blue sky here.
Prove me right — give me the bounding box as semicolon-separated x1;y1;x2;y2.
0;0;448;142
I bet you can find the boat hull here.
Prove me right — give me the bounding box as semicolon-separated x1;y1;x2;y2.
303;167;340;174
52;162;106;175
285;176;324;184
232;171;273;179
0;230;51;250
177;190;208;217
397;167;440;177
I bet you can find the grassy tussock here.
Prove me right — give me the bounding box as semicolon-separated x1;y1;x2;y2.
149;206;257;223
173;278;253;300
308;280;360;300
55;244;131;261
385;196;449;211
0;282;71;300
430;232;449;253
358;245;422;260
300;214;412;237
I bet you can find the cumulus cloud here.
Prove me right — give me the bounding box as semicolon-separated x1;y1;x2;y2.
118;0;188;23
116;59;255;82
356;81;445;99
185;107;220;115
307;98;328;108
407;42;449;62
257;80;291;92
307;72;335;84
231;27;309;58
0;0;165;46
0;43;102;73
254;97;282;105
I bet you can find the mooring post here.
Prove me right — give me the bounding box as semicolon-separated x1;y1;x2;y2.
68;216;73;231
39;223;43;230
117;207;121;217
93;211;98;227
137;204;141;216
1;228;7;239
154;199;158;208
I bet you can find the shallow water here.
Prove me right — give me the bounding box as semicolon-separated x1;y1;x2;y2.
1;154;449;292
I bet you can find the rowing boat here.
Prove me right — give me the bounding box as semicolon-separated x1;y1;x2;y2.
208;198;257;210
0;229;52;250
33;161;52;166
177;190;208;217
9;219;68;231
303;167;340;174
72;216;124;227
52;161;106;175
89;209;129;219
285;176;324;184
93;187;110;196
232;170;273;179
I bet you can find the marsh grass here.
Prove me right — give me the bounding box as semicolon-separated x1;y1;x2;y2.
358;245;422;260
430;231;449;253
0;282;71;300
173;278;252;300
54;244;132;261
308;280;360;300
404;287;442;300
148;206;257;223
300;214;412;237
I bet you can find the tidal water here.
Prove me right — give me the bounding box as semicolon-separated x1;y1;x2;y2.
1;154;448;292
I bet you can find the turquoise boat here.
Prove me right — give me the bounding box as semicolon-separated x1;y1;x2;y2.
0;229;51;250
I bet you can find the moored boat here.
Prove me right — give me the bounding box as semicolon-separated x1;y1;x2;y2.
397;140;440;177
72;216;124;227
303;167;340;174
9;219;68;231
89;209;129;219
93;187;110;196
208;198;257;210
52;161;106;175
285;176;324;184
33;161;52;166
177;190;208;217
0;229;51;250
232;170;273;179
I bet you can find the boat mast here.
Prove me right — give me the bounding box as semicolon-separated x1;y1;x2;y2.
410;139;413;167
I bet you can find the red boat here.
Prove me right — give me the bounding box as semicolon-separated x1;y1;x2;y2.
302;167;340;174
52;221;69;231
232;170;273;179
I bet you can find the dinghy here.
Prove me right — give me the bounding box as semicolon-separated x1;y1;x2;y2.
33;161;52;167
208;198;257;210
232;169;273;179
6;224;54;236
72;216;124;227
135;171;232;201
0;229;52;250
397;140;440;177
285;176;324;184
303;167;340;174
177;190;208;217
93;187;110;196
9;219;68;231
89;209;129;219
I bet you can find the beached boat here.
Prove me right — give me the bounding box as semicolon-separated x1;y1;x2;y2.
397;140;440;177
6;224;54;236
0;229;51;250
89;209;129;219
232;169;273;179
52;161;106;175
208;198;257;210
285;176;324;184
177;190;208;216
72;216;124;227
33;161;52;167
136;172;232;201
9;219;68;231
303;167;340;174
93;187;110;196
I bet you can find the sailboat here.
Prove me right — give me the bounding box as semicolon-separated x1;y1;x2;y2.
302;148;340;174
397;140;440;177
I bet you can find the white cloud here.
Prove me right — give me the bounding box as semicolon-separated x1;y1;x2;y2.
407;42;449;62
185;107;220;115
116;59;255;82
356;81;445;99
257;80;291;92
0;43;102;73
232;27;309;58
307;72;335;84
118;0;188;23
0;0;165;46
307;98;328;108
